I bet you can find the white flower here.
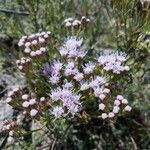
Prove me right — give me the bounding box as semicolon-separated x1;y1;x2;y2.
101;113;108;119
99;103;105;110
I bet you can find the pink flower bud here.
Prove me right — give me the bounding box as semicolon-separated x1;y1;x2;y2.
25;42;31;47
116;95;124;100
40;47;46;52
99;94;106;100
65;22;72;27
30;51;36;57
114;100;121;106
36;50;42;55
22;101;30;108
32;40;38;45
122;99;128;104
103;88;110;94
44;34;49;39
6;97;13;103
29;99;36;105
108;112;115;118
101;113;108;119
22;94;29;100
113;106;120;114
124;66;130;71
18;65;23;70
124;105;132;112
39;37;45;43
99;103;105;110
9;130;14;136
30;109;38;117
24;48;31;53
40;97;45;102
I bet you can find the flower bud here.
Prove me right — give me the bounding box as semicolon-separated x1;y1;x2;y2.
99;103;105;110
101;113;108;119
124;105;132;112
99;94;106;100
108;112;115;118
122;99;128;104
113;106;120;114
114;100;121;106
22;101;30;108
22;94;29;100
103;88;110;94
29;99;36;105
116;95;124;100
30;109;38;117
40;97;46;102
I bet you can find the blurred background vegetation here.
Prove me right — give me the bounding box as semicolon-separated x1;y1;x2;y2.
0;0;150;149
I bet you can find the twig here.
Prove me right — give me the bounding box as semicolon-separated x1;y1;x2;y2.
130;135;138;150
0;135;9;150
0;8;29;16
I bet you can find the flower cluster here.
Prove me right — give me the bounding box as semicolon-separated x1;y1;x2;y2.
41;36;132;119
18;31;51;55
98;51;130;74
50;81;81;118
100;95;132;119
17;32;51;74
59;36;86;60
16;57;32;72
2;120;24;138
64;16;90;31
6;88;49;119
4;18;133;140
